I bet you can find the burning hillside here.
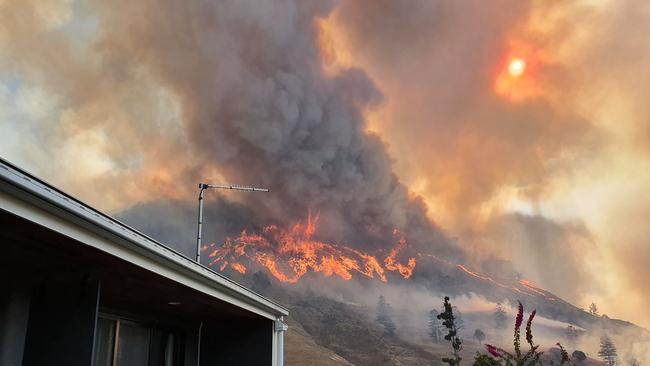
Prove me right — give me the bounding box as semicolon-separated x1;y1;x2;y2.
203;212;416;283
203;212;561;306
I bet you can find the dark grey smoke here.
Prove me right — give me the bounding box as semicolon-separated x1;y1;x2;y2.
97;0;462;260
119;198;261;259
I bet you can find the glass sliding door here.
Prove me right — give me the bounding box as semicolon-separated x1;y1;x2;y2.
115;321;151;366
93;317;116;366
93;314;183;366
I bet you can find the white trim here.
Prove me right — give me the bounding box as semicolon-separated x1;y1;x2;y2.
274;318;287;366
0;159;288;320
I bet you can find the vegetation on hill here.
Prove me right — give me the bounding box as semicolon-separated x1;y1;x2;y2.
598;335;617;366
376;295;397;336
436;297;580;366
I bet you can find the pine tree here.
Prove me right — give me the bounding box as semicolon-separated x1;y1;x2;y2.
473;329;486;344
589;302;599;316
453;305;465;331
494;302;507;329
429;309;443;342
376;295;396;336
565;325;579;347
598;335;618;366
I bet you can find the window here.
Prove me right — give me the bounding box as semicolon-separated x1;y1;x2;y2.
94;318;116;366
115;321;150;366
93;315;183;366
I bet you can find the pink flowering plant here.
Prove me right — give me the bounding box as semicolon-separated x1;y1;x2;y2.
480;302;543;366
437;297;573;366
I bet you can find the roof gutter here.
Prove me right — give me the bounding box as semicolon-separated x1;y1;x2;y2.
0;159;288;319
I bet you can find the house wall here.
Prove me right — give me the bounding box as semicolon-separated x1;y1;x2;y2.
200;318;273;366
0;201;285;366
0;260;278;366
0;278;32;366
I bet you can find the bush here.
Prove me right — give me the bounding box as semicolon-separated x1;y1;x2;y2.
474;354;501;366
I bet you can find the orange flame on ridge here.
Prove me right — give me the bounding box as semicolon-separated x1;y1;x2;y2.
204;213;560;303
231;262;247;274
384;229;417;279
206;212;415;284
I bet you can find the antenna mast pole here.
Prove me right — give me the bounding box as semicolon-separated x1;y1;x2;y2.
195;183;269;264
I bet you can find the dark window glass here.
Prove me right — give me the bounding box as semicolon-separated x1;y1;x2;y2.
93;317;116;366
93;315;182;366
164;334;175;366
116;322;150;366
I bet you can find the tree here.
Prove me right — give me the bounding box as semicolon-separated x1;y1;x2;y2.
589;302;599;316
429;309;444;342
438;296;462;366
565;325;579;347
598;335;618;366
494;302;508;330
376;295;396;336
473;329;486;344
453;305;465;331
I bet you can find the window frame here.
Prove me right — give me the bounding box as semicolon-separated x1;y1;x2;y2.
93;312;185;366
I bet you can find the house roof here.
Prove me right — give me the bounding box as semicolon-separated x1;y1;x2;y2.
0;158;288;319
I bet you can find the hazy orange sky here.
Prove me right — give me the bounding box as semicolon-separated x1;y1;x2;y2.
2;0;650;328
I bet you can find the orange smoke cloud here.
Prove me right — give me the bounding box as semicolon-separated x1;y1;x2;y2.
4;0;650;331
312;0;650;331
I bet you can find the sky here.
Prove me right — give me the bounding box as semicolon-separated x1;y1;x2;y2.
2;0;650;328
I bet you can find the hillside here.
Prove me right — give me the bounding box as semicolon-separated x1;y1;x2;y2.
282;293;608;366
233;269;647;365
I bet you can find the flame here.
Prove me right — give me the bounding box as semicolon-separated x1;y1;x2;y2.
519;279;557;301
384;230;417;279
231;262;247;274
204;213;559;303
455;264;557;302
206;212;415;283
456;264;528;295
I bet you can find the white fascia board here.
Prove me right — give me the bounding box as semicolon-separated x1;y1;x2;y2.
0;161;288;319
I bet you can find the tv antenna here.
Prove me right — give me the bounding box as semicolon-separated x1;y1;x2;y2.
195;183;269;264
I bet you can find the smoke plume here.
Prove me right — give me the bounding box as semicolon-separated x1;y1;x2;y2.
3;0;650;329
0;0;461;260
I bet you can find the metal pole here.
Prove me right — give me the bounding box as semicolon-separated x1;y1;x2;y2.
196;184;207;263
195;182;268;264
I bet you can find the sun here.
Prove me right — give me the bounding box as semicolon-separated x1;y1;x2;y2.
494;54;535;101
508;58;526;77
